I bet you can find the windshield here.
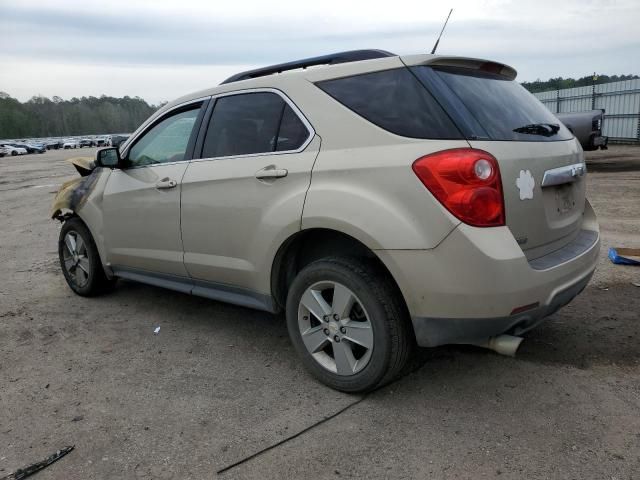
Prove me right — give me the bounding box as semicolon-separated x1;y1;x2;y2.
413;66;573;142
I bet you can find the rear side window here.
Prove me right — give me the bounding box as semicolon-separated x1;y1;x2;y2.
202;92;310;158
316;68;462;139
413;66;573;142
276;105;309;151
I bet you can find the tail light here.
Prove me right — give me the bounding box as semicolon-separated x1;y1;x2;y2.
412;148;505;227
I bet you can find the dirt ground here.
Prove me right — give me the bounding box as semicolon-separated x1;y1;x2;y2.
1;145;639;479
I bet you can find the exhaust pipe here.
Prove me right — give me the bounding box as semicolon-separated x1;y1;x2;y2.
476;334;523;357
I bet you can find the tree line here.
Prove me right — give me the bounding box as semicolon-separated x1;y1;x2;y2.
0;92;162;139
521;74;639;93
2;73;639;138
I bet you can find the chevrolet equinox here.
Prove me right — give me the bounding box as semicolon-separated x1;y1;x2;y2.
52;50;600;392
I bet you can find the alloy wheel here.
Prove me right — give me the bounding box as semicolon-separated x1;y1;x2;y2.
62;231;91;288
297;281;374;375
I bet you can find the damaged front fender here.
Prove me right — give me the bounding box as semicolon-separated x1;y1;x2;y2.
50;157;102;221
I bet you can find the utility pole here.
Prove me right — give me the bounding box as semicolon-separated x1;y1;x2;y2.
556;78;562;113
592;72;598;110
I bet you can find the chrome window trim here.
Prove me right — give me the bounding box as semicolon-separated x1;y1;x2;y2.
118;88;315;171
190;87;316;164
119;96;210;168
111;160;191;171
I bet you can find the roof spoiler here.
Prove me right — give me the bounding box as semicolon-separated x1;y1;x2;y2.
424;57;517;80
399;54;517;80
221;49;397;85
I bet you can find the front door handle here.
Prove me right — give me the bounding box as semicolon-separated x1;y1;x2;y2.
255;166;288;180
156;178;177;190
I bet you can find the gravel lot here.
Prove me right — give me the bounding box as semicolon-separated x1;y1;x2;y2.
1;146;639;479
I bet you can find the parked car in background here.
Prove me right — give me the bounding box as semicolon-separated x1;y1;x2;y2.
1;144;28;156
63;139;80;149
110;135;129;148
9;142;46;154
79;139;95;147
29;143;47;154
30;143;47;154
95;137;107;146
45;140;63;150
556;109;608;151
51;50;600;392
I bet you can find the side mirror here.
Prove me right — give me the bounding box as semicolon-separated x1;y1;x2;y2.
96;147;121;168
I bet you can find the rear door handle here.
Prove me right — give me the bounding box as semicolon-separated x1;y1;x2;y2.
156;178;177;190
255;166;288;180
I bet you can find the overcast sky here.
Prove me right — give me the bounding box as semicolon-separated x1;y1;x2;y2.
1;0;639;104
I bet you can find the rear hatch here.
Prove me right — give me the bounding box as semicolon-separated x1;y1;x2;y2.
410;61;586;259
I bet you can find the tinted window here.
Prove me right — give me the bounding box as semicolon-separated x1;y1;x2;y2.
203;92;308;158
276;105;309;151
128;107;200;167
316;68;462;139
417;66;573;142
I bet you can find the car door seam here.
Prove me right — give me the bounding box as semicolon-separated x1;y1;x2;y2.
300;134;323;229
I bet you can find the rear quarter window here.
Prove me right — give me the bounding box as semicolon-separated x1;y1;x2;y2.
316;68;463;140
276;105;309;151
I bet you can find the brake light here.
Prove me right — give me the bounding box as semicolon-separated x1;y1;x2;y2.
412;148;505;227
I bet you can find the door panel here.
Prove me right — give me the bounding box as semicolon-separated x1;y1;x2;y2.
102;102;205;276
181;135;320;293
103;163;189;276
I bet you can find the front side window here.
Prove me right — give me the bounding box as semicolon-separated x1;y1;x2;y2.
202;92;310;158
127;106;201;167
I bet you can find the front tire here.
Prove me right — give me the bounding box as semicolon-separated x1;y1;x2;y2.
58;218;115;296
286;257;412;393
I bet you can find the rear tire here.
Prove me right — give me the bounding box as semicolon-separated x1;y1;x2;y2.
58;217;115;296
286;257;413;393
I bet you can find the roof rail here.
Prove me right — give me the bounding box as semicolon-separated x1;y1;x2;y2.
220;49;396;85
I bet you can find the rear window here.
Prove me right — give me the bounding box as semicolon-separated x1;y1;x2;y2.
413;66;573;142
316;68;463;140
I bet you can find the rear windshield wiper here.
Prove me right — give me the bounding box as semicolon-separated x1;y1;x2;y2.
513;123;560;137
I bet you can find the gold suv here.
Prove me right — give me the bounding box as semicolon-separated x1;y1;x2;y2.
52;50;600;392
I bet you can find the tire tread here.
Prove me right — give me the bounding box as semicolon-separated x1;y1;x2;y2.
59;217;115;296
286;256;413;392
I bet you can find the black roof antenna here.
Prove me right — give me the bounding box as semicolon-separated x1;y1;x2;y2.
430;8;453;54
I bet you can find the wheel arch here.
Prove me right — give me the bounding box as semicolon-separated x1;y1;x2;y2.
59;211;112;278
270;228;408;312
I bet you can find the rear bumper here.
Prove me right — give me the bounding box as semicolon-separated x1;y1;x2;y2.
376;200;600;347
410;267;594;346
592;134;608;150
